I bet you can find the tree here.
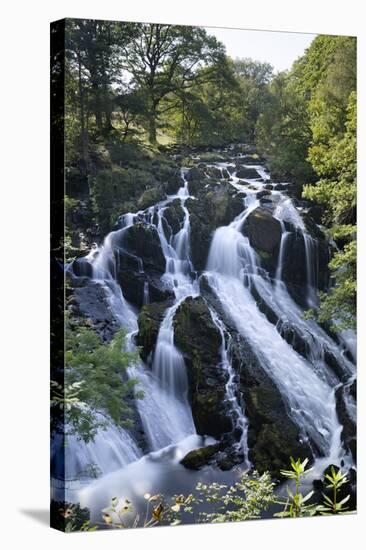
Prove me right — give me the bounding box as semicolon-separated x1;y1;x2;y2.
51;318;142;443
118;23;227;144
304;91;356;331
256;73;314;182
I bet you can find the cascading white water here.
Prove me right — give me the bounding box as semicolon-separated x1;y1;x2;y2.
63;149;355;515
205;194;350;469
209;309;251;467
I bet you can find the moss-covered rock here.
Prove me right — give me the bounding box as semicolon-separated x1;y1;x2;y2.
161;200;185;239
187;183;244;271
137;187;166;210
174;296;232;437
335;383;356;461
235;166;260;179
180;443;222;469
230;334;312;478
136;300;173;361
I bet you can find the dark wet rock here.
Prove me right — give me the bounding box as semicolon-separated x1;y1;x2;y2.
335;384;356;461
117;266;174;309
185;167;206;193
122;222;166;273
273;183;287;191
180;443;223;469
73;279;120;341
281;229;330;306
206;166;222;179
162;200;185;238
165;173;184;195
136;300;173;362
286;183;303;200
256;189;271;199
264;184;274;190
180;437;244;471
243;207;282;254
235;166;260;179
324;350;348;382
236;155;262;165
71;257;93;278
230;335;312;477
307;204;324;225
174;296;233;437
187;183;244;271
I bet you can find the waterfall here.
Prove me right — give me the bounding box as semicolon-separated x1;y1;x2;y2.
205;196;350;468
63;148;355;511
209;309;251;467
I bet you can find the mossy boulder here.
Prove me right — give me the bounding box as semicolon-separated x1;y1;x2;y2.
185;167;207;195
230;335;311;477
137;187;166;210
122;222;166;272
235;166;260;179
243;207;282;255
136;300;173;361
92;166;156;233
187;183;244;271
335;383;356;461
161;200;185;239
180;443;222;469
173;296;232;437
165;173;184;195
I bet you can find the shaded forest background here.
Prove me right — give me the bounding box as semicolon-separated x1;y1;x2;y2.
62;20;356;330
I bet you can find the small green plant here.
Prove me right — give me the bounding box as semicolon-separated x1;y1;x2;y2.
275;457;317;518
101;494;171;529
100;471;275;529
318;466;351;515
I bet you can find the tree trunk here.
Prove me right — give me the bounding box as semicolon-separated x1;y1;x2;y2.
77;51;89;176
148;111;157;144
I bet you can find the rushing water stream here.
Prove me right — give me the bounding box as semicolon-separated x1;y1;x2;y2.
53;148;356;521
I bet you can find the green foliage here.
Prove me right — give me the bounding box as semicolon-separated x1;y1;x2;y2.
256;74;314;183
99;471;274;529
275;458;353;518
188;472;275;523
318;466;351;515
304;90;356;330
91;165;155;232
275;457;317;518
51;500;97;532
51;319;142;443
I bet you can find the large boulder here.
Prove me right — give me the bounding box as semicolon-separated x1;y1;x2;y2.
161;200;185;239
235;166;260;179
281;230;329;307
243;207;282;254
335;383;356;461
136;300;173;362
187;183;244;271
185;167;206;195
72;279;120;341
116;253;174;308
165;174;184;195
180;443;222;470
173;296;233;437
122;222;166;273
230;334;312;478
